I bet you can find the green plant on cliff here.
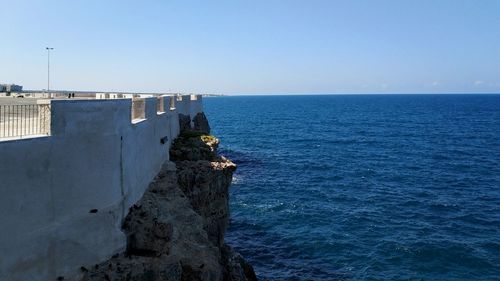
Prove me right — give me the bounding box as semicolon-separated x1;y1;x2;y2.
176;131;216;144
201;134;216;143
170;131;218;162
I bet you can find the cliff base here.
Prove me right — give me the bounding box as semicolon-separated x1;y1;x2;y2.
81;125;256;281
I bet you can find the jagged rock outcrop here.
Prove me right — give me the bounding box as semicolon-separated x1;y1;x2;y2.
170;133;219;162
192;112;211;134
176;159;235;247
81;114;256;281
221;245;258;281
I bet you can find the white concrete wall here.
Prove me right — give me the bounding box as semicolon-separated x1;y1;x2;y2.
0;95;202;280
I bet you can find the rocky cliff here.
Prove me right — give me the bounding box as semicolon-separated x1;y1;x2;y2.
80;113;257;281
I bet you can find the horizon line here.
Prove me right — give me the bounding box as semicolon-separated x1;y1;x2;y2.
14;89;500;96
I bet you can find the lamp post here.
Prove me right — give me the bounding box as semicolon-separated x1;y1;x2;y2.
46;47;54;98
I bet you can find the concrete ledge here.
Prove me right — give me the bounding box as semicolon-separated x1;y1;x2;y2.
0;134;50;142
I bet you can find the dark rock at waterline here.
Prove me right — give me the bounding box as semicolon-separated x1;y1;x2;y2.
222;245;258;281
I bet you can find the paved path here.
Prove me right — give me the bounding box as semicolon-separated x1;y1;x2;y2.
0;97;40;105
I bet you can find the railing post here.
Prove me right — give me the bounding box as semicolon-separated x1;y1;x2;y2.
37;100;51;136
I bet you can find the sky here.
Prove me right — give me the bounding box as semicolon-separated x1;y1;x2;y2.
1;0;499;94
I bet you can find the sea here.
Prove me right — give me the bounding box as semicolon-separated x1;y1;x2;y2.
203;94;500;281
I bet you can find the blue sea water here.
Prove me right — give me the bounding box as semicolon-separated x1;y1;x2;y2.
203;94;500;281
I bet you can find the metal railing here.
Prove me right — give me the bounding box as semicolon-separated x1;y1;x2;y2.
0;104;51;139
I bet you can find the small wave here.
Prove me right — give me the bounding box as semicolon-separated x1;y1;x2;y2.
453;214;498;225
231;174;244;184
219;148;263;166
429;202;461;212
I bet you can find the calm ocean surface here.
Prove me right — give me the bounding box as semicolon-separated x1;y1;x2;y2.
204;95;500;281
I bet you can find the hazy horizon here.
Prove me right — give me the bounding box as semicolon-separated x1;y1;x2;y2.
12;89;500;96
1;0;500;95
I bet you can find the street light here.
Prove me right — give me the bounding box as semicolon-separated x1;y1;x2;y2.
46;47;54;98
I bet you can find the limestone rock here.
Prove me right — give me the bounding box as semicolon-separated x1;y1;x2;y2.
178;112;211;135
192;112;211;134
82;162;223;280
170;133;219;162
176;159;236;247
221;245;258;281
81;127;256;281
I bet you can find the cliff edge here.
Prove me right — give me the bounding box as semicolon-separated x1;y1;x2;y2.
81;113;257;281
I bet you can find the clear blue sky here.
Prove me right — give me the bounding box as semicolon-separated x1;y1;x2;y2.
1;0;499;94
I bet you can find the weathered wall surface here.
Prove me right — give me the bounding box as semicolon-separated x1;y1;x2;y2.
0;95;202;280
